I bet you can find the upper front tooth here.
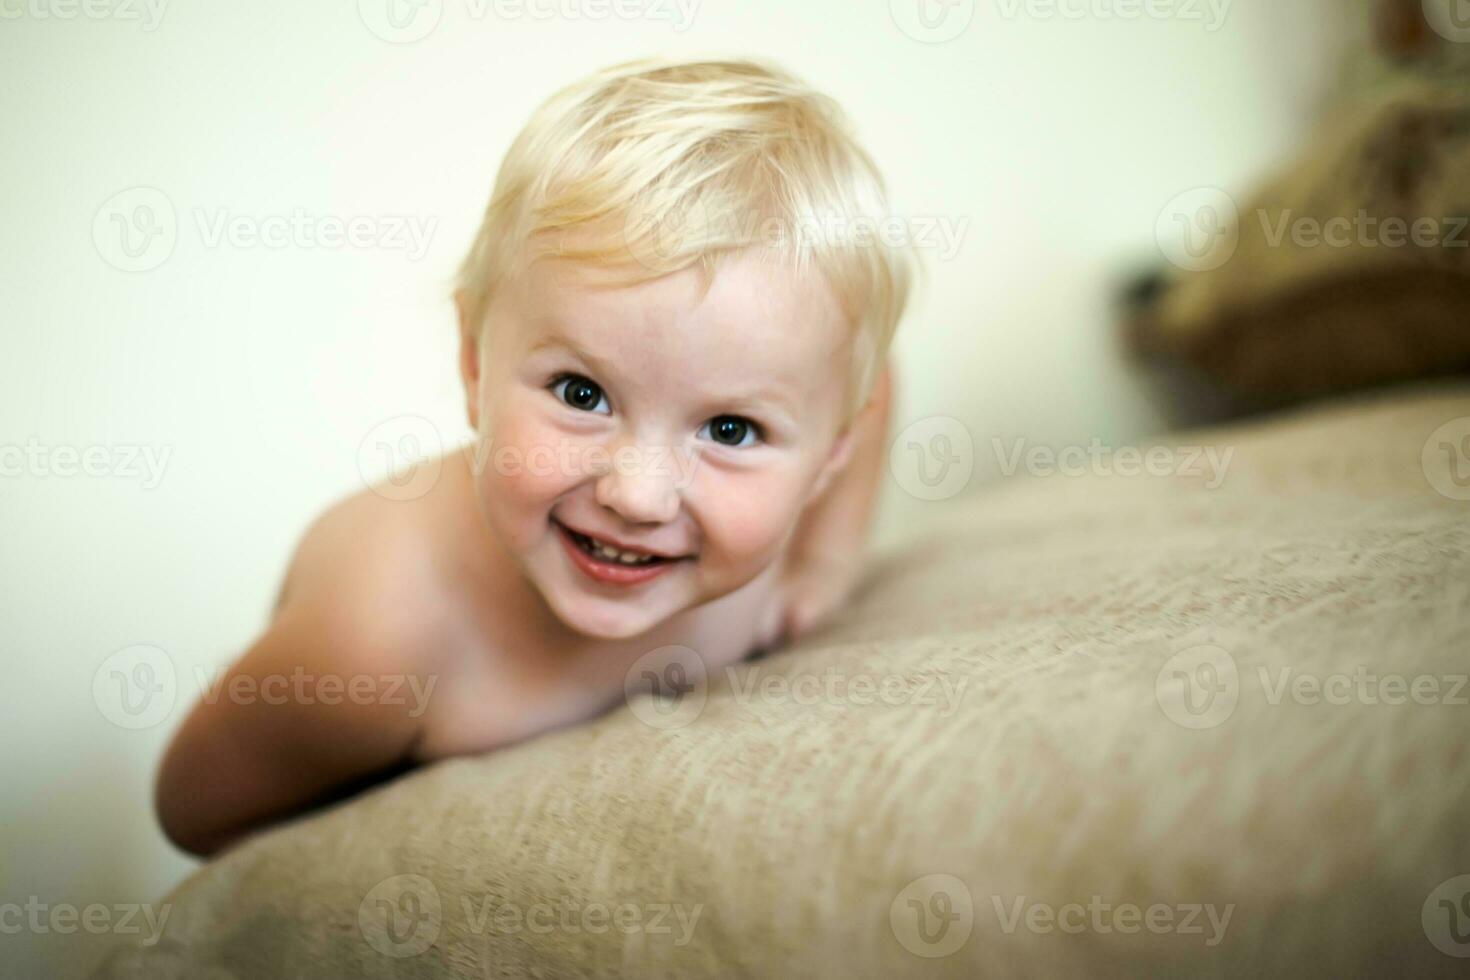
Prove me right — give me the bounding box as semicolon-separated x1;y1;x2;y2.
588;536;651;563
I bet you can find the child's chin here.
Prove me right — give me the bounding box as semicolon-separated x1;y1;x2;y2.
549;592;674;641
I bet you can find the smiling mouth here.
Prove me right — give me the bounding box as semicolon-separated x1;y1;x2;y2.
554;519;687;567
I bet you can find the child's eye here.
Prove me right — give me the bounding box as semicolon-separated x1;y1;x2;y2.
701;415;761;448
550;374;610;415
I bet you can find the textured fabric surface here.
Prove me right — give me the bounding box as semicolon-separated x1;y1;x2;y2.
98;384;1470;979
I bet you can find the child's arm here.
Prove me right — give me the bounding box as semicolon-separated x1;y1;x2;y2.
155;519;430;857
766;360;893;643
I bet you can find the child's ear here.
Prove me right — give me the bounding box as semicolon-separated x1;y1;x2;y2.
806;424;857;506
804;360;892;507
455;290;483;432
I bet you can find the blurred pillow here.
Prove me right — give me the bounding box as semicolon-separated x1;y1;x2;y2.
1130;80;1470;400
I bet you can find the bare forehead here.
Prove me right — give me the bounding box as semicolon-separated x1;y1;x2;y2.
516;251;850;371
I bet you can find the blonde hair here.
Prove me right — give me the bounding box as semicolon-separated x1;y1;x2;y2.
456;56;914;417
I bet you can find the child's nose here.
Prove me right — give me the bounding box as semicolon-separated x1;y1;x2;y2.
592;444;680;525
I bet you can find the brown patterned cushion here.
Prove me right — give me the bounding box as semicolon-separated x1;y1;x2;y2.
1131;81;1470;401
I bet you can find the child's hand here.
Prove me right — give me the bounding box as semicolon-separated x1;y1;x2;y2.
770;546;864;645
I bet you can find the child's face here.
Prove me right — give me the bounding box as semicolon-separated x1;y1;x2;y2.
460;249;856;639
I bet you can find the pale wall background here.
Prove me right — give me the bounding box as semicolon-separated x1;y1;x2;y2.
1;1;1349;973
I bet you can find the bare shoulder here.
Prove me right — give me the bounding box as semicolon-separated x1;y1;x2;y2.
275;460;468;673
155;459;478;854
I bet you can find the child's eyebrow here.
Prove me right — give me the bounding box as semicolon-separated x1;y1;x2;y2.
525;334;613;376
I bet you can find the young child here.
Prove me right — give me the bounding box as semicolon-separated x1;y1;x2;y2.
156;57;912;857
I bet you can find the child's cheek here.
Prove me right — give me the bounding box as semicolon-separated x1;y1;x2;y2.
515;423;559;483
478;412;580;533
695;468;808;566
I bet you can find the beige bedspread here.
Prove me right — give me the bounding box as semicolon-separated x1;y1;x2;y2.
98;384;1470;978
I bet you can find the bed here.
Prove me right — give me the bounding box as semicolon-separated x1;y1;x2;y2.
97;382;1470;978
